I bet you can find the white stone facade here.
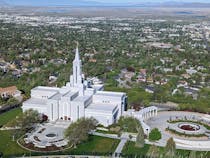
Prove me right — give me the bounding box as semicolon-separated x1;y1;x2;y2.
123;106;158;135
22;47;127;127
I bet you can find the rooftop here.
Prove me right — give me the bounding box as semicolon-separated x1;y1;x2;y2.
49;93;62;100
24;98;47;105
73;95;92;102
86;103;117;113
95;91;125;97
0;86;18;93
63;91;78;98
32;86;60;92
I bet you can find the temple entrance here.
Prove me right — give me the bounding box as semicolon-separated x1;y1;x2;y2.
60;116;71;121
64;116;67;120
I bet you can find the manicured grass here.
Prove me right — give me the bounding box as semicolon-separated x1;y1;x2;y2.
0;132;119;157
122;141;150;156
0;108;22;126
122;141;210;158
70;135;120;154
0;109;120;157
0;130;30;157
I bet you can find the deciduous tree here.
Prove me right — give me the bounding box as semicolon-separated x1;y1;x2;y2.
65;117;98;148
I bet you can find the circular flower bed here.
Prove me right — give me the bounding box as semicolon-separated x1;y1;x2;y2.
167;122;207;137
178;123;200;131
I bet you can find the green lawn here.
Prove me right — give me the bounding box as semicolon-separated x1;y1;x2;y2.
70;135;120;155
122;141;150;156
0;108;22;126
122;141;210;158
0;109;120;157
0;132;119;157
0;130;30;157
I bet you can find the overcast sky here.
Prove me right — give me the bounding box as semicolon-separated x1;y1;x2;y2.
91;0;210;3
4;0;210;6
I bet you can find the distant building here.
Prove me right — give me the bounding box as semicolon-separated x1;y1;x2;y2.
145;85;155;94
0;86;21;98
137;69;147;82
186;68;197;75
0;61;8;72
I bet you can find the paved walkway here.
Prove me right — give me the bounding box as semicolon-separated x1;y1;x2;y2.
90;131;120;140
145;111;210;151
92;112;210;152
90;132;131;157
113;133;129;157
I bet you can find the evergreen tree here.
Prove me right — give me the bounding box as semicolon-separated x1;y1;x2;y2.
164;137;176;158
146;145;159;158
135;124;145;148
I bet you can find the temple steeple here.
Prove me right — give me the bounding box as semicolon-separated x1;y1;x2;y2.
69;43;84;96
72;43;82;85
75;46;80;61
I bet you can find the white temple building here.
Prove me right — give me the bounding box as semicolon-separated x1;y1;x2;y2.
22;47;127;127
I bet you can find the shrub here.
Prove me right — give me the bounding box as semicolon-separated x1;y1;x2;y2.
149;128;162;141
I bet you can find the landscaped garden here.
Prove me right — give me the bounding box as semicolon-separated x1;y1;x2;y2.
0;131;119;157
0;109;120;157
166;127;206;138
168;119;210;130
166;117;210;138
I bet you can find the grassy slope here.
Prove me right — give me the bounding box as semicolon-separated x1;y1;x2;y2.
70;135;120;154
122;141;210;157
0;130;29;157
0;108;22;126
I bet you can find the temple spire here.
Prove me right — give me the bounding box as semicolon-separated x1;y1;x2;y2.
75;41;80;61
71;42;82;87
68;43;85;96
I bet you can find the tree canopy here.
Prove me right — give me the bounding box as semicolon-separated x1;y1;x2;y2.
118;116;141;133
149;128;162;141
165;137;176;158
135;124;145;148
64;117;98;148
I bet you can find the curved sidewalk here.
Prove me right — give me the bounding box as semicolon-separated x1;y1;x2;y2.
146;111;210;151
